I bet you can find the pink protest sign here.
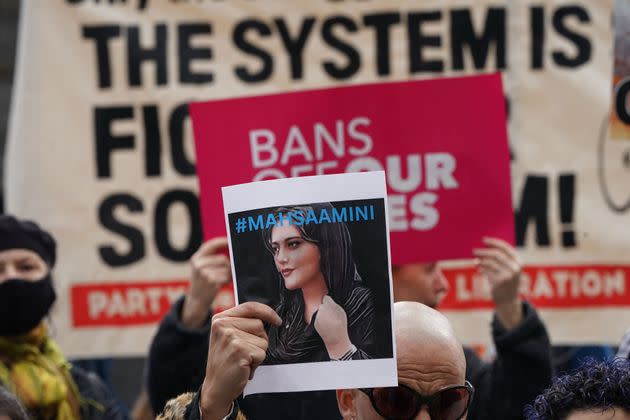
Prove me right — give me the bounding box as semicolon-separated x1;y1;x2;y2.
190;74;513;264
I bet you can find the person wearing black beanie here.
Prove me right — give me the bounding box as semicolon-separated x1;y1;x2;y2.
0;215;128;420
0;215;58;336
0;215;57;268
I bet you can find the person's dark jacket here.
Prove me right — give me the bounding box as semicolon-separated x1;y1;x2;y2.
464;301;552;420
148;297;551;420
71;365;128;420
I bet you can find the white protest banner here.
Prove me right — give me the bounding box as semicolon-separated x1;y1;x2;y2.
442;0;630;345
222;171;396;394
4;0;626;356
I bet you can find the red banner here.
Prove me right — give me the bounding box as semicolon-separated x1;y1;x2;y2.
69;265;629;327
71;281;189;327
441;265;630;310
191;74;513;264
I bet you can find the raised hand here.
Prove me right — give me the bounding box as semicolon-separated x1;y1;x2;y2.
182;237;231;328
200;302;282;419
473;237;524;329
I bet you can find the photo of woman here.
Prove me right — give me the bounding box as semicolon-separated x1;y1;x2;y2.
261;203;376;365
223;172;396;394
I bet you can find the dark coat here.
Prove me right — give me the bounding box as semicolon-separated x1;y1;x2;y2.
71;366;129;420
148;298;551;420
464;301;552;420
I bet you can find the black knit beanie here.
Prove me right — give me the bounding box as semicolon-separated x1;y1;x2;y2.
0;215;56;267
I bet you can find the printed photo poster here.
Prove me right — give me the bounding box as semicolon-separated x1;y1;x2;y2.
222;171;397;394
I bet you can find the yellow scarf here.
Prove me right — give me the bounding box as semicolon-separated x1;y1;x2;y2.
0;323;82;420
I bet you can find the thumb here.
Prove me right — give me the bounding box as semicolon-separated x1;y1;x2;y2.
322;295;333;305
480;268;499;287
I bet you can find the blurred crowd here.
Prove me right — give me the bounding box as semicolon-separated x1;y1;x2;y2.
2;0;630;418
0;214;628;420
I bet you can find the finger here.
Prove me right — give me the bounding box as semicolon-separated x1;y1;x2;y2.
210;321;269;354
228;318;269;339
218;302;282;326
473;248;508;264
476;248;521;274
229;339;269;379
477;251;517;273
479;261;510;286
194;254;230;270
482;237;519;260
506;260;521;274
200;265;231;276
479;259;504;275
322;295;334;305
479;266;502;287
247;345;269;380
194;237;229;259
233;330;269;352
201;267;231;284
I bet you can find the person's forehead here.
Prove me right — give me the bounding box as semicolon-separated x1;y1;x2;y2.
394;320;465;393
271;224;301;241
0;248;45;263
396;262;438;275
397;351;464;394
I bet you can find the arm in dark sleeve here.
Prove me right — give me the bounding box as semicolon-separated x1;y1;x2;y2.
71;366;130;420
465;301;553;420
147;296;212;415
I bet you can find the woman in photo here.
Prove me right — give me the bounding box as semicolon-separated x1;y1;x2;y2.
261;203;376;365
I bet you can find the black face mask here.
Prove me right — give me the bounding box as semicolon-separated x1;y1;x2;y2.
0;275;56;336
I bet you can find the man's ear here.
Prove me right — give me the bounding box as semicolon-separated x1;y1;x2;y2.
336;389;357;419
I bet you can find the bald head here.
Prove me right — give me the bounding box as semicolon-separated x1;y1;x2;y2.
394;301;462;356
394;302;466;395
337;302;467;420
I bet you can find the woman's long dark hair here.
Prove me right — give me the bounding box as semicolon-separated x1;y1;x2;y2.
262;203;372;363
262;203;361;304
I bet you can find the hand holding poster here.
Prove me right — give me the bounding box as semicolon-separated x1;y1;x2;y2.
222;171;396;395
193;74;514;265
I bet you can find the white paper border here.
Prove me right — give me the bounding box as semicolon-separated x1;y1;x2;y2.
221;171;397;395
222;171;391;212
245;358;397;395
